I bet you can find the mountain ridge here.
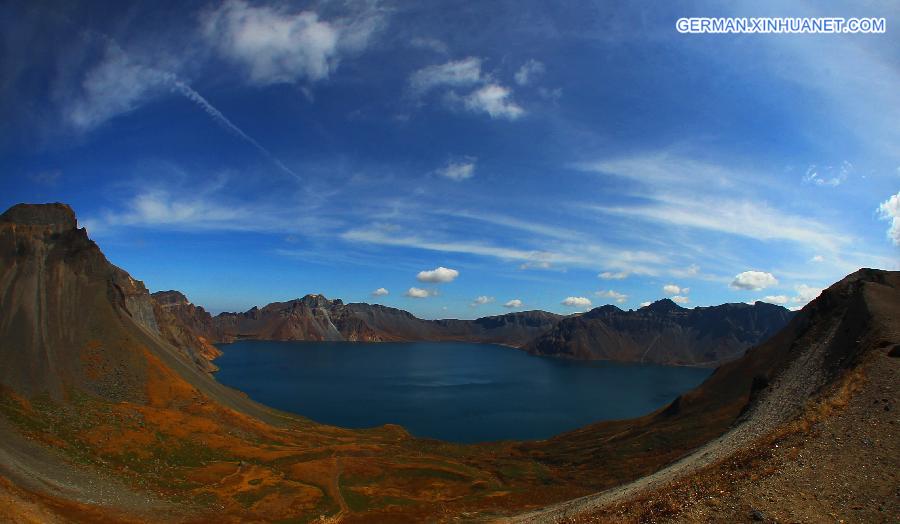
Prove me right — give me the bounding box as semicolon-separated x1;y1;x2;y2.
160;290;793;366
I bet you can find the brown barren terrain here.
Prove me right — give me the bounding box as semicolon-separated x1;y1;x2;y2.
0;204;897;523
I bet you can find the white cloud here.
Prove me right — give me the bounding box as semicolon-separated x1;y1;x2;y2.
599;271;629;280
416;266;459;283
810;255;825;263
762;295;789;305
730;271;778;291
663;284;685;295
671;295;690;304
471;295;495;306
562;296;592;309
503;299;523;308
66;44;166;131
202;0;379;86
463;84;524;120
409;57;482;94
405;287;434;298
803;162;852;187
639;301;652;307
878;191;900;245
437;160;476;181
514;59;545;86
595;289;627;304
792;284;822;305
371;287;389;297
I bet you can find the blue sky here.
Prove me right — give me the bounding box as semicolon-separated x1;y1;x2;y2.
2;0;898;318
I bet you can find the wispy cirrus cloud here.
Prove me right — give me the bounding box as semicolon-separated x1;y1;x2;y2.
514;59;544;86
408;57;483;95
340;223;667;273
64;38;301;179
590;196;846;253
408;56;525;120
580;153;850;254
803;162;852;188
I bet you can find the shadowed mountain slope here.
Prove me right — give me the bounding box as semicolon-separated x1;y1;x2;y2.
525;299;794;366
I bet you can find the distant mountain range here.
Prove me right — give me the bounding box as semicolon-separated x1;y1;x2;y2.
153;289;793;368
525;299;795;365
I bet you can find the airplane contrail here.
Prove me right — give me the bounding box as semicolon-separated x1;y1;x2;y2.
166;77;301;180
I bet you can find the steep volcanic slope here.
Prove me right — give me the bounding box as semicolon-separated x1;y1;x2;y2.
510;268;900;521
525;299;794;366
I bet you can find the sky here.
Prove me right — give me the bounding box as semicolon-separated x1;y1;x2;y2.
1;0;898;318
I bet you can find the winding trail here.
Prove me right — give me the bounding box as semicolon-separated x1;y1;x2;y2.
321;456;348;523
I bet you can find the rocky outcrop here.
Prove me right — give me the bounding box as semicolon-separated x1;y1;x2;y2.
525;299;794;366
151;291;222;372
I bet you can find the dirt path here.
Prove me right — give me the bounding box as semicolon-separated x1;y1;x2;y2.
320;456;348;523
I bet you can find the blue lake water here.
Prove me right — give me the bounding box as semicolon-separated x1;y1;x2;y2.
214;341;712;443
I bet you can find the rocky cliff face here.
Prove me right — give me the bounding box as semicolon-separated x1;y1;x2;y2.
151;290;222;372
0;204;222;401
525;299;794;366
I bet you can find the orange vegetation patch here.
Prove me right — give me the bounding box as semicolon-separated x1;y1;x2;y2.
141;346;201;408
192;462;326;519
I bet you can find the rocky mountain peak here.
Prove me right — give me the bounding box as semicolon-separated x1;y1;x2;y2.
0;203;77;233
152;290;190;306
644;298;683;313
299;294;339;308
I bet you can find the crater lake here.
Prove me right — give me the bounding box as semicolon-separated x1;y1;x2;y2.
214;341;713;443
